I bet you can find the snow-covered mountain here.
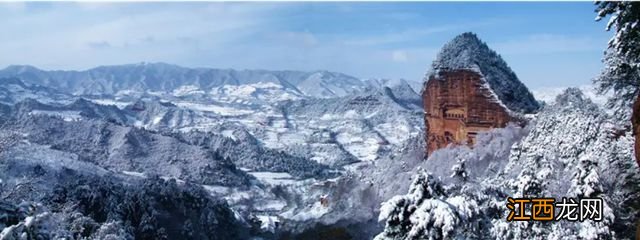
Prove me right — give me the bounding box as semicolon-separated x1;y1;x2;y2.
0;77;73;105
428;32;539;113
375;88;640;239
0;63;367;99
0;63;425;239
0;146;249;239
0;64;423;165
1;60;635;240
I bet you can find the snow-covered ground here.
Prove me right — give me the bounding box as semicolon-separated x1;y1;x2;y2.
83;88;421;166
173;101;254;116
248;171;297;185
28;110;82;121
90;99;132;108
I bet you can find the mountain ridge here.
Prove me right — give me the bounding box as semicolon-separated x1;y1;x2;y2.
0;63;370;99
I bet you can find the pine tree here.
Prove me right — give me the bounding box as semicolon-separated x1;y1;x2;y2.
594;2;640;109
375;171;486;240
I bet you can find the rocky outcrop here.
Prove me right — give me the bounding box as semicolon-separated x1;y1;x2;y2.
423;33;539;156
633;94;640;166
423;69;515;154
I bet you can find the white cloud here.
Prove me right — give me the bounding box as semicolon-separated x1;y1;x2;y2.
272;31;319;48
343;26;452;46
493;34;603;55
0;3;283;70
0;2;26;12
341;18;505;47
392;50;409;62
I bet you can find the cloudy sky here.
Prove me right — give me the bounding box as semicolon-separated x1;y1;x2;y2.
0;2;612;88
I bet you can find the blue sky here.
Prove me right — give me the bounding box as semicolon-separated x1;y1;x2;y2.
0;2;612;89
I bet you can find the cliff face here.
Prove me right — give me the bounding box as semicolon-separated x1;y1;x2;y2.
423;33;538;156
633;94;640;166
423;70;514;155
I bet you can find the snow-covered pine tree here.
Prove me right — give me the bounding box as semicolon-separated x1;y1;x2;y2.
376;87;640;239
568;155;616;239
594;2;640;113
375;171;484;240
450;160;468;182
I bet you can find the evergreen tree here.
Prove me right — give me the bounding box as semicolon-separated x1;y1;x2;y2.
594;2;640;109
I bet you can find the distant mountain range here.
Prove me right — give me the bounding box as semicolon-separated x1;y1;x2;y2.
0;63;425;167
0;63;421;99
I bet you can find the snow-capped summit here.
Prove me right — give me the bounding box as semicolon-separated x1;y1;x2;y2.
423;32;540;155
428;32;539;113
